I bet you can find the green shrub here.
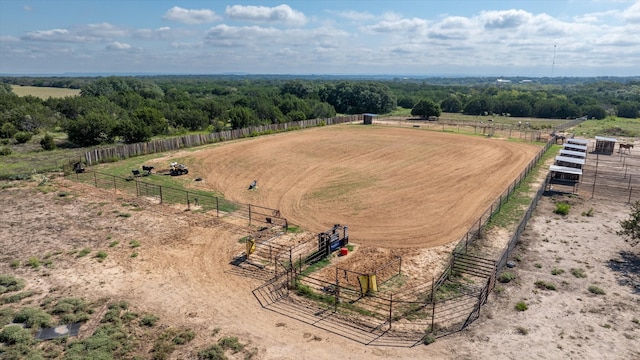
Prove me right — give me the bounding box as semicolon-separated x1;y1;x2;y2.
121;311;138;322
0;122;17;138
10;260;20;268
571;268;587;278
218;336;244;353
96;251;108;261
0;146;11;156
1;291;34;304
129;240;140;248
173;329;195;345
13;307;53;328
65;322;132;359
551;268;565;275
109;241;119;247
53;298;91;323
581;208;594;217
515;301;528;311
0;307;16;326
40;133;56;150
422;334;436;345
0;325;33;345
554;202;571;215
588;285;606;295
498;271;516;283
534;280;556;290
198;344;226;360
14;131;33;144
77;248;91;257
140;314;160;327
0;275;26;293
27;257;40;269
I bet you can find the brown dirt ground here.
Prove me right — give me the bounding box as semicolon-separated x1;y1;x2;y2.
1;175;638;359
185;125;541;248
2;128;638;359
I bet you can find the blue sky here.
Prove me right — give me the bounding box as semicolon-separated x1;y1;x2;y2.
1;0;639;76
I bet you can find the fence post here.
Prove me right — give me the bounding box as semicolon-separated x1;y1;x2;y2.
248;204;252;226
136;179;139;197
187;191;190;210
93;171;97;188
334;277;340;313
159;185;163;204
629;187;633;204
389;294;393;330
216;197;219;217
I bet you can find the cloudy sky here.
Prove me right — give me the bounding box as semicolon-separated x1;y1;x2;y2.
1;0;639;77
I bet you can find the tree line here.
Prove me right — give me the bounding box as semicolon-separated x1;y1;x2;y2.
0;76;638;149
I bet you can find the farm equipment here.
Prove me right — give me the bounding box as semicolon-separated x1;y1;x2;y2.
169;162;188;176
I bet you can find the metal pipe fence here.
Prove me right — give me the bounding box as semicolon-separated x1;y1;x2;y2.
66;170;287;227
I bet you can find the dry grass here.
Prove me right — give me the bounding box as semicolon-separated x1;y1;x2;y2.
10;85;80;99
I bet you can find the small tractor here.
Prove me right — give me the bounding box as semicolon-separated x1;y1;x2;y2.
169;162;189;176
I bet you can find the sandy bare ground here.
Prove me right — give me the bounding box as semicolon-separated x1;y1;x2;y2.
186;125;541;248
1;176;638;359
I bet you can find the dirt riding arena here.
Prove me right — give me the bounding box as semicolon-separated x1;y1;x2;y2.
188;125;541;248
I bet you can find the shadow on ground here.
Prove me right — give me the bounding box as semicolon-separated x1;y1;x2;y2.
608;251;640;294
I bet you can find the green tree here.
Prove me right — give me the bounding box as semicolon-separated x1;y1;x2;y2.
131;107;167;135
617;102;639;118
441;97;462;113
64;111;118;146
117;119;152;144
411;99;441;118
618;201;640;246
228;106;257;129
0;122;17;138
583;105;607;120
40;133;56;150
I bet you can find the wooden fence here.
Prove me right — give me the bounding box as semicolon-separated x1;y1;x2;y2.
83;115;362;165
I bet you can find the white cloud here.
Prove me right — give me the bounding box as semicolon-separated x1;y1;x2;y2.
134;26;187;40
326;10;374;22
23;5;32;12
82;22;129;38
480;9;533;29
170;41;203;49
623;1;640;23
362;17;429;35
21;28;83;42
0;35;20;42
225;4;307;26
106;41;131;50
163;6;218;25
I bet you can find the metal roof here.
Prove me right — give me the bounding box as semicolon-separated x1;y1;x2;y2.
563;144;588;151
555;155;586;165
595;135;617;142
566;138;589;145
550;165;583;175
559;149;586;158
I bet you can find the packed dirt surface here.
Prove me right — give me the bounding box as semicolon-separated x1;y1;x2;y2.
1;176;638;359
188;125;541;248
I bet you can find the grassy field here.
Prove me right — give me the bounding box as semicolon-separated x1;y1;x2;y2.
572;117;640;138
11;85;80;99
386;108;570;129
